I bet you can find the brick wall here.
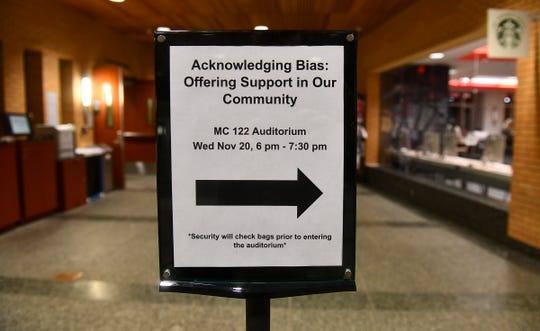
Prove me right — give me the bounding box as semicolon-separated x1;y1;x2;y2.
508;21;540;249
0;0;153;146
358;0;540;249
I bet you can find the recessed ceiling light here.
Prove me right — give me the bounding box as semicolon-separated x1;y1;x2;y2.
254;25;269;31
429;52;445;60
156;27;171;32
109;0;125;2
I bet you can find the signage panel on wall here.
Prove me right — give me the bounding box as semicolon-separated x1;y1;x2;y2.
488;8;530;59
155;31;356;298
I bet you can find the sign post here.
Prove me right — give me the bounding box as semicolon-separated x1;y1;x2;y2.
155;31;357;329
246;297;270;331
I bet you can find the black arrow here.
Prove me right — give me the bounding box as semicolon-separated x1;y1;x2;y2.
196;169;322;218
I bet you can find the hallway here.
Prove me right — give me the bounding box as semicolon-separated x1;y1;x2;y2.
1;175;539;330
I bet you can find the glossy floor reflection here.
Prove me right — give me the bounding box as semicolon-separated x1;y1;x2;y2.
1;175;540;330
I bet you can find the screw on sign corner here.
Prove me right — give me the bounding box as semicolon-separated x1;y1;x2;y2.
344;268;353;279
157;35;166;43
157;125;167;136
346;34;355;42
162;269;171;279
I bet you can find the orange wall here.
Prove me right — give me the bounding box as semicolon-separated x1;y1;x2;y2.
0;0;153;146
93;65;124;146
358;0;540;249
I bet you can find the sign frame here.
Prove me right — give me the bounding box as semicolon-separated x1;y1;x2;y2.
487;8;530;59
156;30;357;298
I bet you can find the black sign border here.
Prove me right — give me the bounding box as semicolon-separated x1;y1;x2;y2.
156;31;357;298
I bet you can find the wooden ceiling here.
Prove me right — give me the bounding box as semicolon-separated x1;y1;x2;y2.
56;0;415;41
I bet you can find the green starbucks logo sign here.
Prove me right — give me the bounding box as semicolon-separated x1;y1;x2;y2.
496;17;523;49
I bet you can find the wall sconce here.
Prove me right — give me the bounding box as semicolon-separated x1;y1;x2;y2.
146;98;155;126
81;76;92;108
102;83;114;128
81;76;93;131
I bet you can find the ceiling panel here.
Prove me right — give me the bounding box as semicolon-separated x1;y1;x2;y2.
55;0;416;41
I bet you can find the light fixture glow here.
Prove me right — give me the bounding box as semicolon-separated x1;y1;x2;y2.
103;83;113;107
470;76;518;86
449;75;518;89
156;27;171;32
109;0;125;3
254;25;268;30
429;52;445;60
81;77;92;107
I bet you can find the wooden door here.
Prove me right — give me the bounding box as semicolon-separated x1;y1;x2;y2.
59;59;75;124
124;79;156;163
24;50;44;124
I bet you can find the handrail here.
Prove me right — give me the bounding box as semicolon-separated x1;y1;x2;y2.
122;131;155;140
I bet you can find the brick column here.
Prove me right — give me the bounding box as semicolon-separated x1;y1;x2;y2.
508;21;540;249
365;72;381;166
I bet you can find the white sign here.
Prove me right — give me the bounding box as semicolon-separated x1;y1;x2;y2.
169;46;344;267
46;91;59;126
488;9;530;58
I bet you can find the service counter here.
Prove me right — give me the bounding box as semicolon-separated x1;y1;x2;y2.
57;156;87;211
367;151;512;246
393;148;512;194
1;128;95;231
17;139;58;221
123;131;156;163
0;141;21;230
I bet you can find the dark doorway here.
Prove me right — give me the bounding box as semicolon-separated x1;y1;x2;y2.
0;41;5;114
24;50;44;124
59;59;74;124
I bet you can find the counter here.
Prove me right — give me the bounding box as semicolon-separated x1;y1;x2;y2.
17;139;58;220
0;142;21;229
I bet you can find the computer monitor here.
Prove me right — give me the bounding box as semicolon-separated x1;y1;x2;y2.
3;113;32;136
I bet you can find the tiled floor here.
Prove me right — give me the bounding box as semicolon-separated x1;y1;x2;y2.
1;175;540;330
